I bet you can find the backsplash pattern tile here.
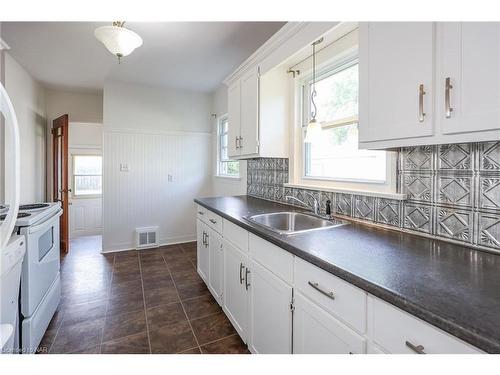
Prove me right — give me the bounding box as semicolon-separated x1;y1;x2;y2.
247;141;500;253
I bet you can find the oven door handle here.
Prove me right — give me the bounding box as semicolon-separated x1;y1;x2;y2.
28;210;63;235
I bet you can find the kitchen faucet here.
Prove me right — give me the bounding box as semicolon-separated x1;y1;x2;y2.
286;192;320;215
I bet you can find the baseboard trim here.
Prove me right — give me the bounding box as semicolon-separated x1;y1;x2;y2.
101;235;196;254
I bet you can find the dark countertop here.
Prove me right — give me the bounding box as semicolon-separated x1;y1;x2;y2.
195;195;500;353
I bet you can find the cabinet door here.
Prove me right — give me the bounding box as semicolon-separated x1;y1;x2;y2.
359;22;435;143
248;260;292;354
227;80;241;158
293;292;366;354
239;68;259;156
196;219;209;283
208;228;223;304
223;239;248;342
438;22;500;135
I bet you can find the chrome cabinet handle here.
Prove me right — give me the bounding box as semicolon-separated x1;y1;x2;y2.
418;84;426;123
308;281;335;300
405;341;426;354
445;77;453;118
245;267;250;290
239;263;245;284
205;233;209;248
202;232;206;246
235;136;239;149
198;211;204;215
238;136;243;149
209;219;216;224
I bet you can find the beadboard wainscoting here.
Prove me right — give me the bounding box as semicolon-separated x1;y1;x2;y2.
247;142;500;253
103;130;212;252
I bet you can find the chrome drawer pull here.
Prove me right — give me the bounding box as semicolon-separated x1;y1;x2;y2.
418;84;426;123
445;77;453;118
405;341;426;354
198;211;205;215
308;281;335;300
245;267;251;290
209;219;217;224
239;263;245;284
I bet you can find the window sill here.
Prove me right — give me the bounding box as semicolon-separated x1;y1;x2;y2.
284;182;407;201
215;175;241;181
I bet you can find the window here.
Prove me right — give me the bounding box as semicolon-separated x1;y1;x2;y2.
217;115;240;177
303;60;387;183
73;155;102;197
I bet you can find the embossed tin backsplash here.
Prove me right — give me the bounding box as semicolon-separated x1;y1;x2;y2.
246;142;500;252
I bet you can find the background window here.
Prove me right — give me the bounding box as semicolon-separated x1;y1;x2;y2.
73;155;102;196
303;61;387;183
218;116;239;177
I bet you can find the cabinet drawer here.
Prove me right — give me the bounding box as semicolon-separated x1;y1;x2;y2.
249;234;293;284
223;219;248;252
196;205;208;222
207;210;223;234
370;296;482;354
294;257;367;333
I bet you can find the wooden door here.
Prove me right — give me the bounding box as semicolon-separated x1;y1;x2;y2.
52;114;69;253
438;22;500;135
196;219;209;282
359;22;435;143
248;259;292;354
223;239;248;342
239;67;260;156
208;227;223;304
227;80;241;158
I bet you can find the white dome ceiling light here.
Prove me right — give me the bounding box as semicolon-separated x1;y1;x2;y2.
94;21;143;63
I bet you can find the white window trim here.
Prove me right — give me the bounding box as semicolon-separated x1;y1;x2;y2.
216;114;240;179
72;154;103;199
289;49;400;199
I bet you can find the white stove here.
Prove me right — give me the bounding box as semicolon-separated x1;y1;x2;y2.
1;202;62;353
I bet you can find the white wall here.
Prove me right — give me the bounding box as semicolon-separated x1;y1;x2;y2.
4;53;46;204
211;84;247;197
102;81;212;252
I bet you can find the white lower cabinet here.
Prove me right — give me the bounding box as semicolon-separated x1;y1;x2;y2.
293;292;366;354
207;227;223;304
223;239;249;342
196;219;209;283
248;259;293;354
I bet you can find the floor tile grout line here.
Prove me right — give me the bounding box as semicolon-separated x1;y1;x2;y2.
98;252;116;354
138;253;153;354
197;333;240;350
161;251;202;353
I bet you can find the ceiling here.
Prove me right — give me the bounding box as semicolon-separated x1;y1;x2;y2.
1;22;285;93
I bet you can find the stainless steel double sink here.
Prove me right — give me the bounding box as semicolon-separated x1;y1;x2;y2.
244;211;348;235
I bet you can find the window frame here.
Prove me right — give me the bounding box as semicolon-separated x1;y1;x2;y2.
72;154;103;199
216;114;240;179
288;54;397;194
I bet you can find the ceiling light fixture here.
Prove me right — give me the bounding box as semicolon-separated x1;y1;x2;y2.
94;21;143;63
304;37;324;144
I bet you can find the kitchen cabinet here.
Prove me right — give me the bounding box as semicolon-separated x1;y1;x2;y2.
248;259;293;354
437;22;500;135
226;65;289;160
196;219;209;283
222;238;249;342
359;22;500;149
359;22;435;143
293;292;366;354
207;227;223;304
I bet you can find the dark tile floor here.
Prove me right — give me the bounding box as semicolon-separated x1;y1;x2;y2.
38;236;249;354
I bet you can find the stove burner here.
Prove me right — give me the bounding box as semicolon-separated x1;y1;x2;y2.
0;212;31;221
19;204;50;210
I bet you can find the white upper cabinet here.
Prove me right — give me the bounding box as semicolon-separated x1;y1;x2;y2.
437;22;500;135
226;65;289;160
359;22;500;149
239;68;260;157
359;22;435;143
227;80;241;157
